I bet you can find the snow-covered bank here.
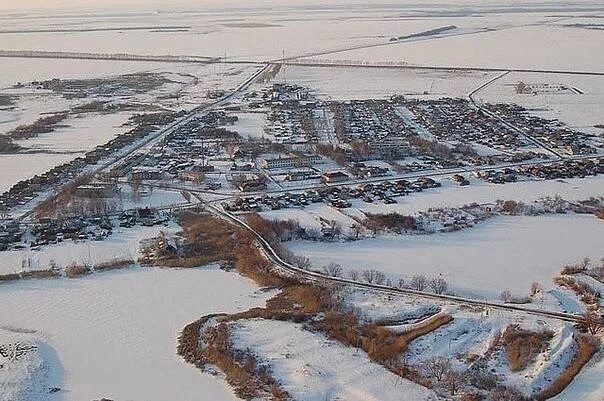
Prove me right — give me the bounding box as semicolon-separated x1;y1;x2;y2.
287;214;604;300
0;223;179;275
0;265;273;401
231;318;438;401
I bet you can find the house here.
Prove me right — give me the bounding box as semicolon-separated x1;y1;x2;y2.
131;167;162;181
286;171;319;181
238;178;268;192
75;182;119;198
321;171;349;183
259;153;322;170
179;170;205;183
136;207;157;226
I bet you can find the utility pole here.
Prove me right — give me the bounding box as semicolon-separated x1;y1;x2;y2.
282;49;287;85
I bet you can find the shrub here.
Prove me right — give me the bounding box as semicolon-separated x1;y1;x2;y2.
64;263;91;278
21;269;59;279
554;276;600;308
94;259;134;272
490;386;528;401
502;325;553;371
363;213;417;234
0;273;21;282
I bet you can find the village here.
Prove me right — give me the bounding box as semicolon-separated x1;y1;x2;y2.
1;80;603;256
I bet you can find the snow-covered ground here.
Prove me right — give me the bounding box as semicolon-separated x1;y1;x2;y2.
552;349;604;401
223;112;268;139
0;329;48;401
476;72;604;136
14;112;133;153
276;65;497;100
0;153;77;193
308;22;604;72
0;222;179;275
287;214;604;300
230;318;438;401
0;265;273;401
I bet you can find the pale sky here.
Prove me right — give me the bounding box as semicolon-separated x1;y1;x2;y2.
0;0;599;12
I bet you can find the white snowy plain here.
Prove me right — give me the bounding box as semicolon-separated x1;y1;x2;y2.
287;214;604;300
230;318;438;401
0;265;274;401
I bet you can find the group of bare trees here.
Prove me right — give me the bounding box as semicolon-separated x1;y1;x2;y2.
420;356;530;400
409;274;449;294
320;266;450;294
500;281;540;304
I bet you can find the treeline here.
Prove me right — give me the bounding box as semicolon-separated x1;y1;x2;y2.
7;111;70;140
363;212;417;234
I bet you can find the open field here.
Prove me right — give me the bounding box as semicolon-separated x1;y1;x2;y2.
287;214;604;300
0;265;273;401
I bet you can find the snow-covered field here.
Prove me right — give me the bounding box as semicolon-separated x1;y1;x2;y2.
307;22;604;72
0;153;76;193
276;65;497;100
476;72;604;136
230;318;437;401
287;214;604;300
0;223;178;275
0;265;273;401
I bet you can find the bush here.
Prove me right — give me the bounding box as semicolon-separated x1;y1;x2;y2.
554;276;600;307
502;325;553;371
64;263;91;278
0;273;21;282
363;213;417;234
94;259;134;272
21;269;59;279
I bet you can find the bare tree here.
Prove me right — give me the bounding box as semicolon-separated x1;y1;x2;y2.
323;263;343;277
500;290;512;303
410;274;428;291
374;271;386;285
580;311;604;335
350;223;362;239
490;386;528;401
578;257;591;271
294;256;312;270
430;277;448;294
348;270;359;281
397;278;405;289
443;370;466;396
328;220;342;240
362;269;386;285
421;356;451;381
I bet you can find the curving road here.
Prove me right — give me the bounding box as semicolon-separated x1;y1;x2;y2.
204;201;585;324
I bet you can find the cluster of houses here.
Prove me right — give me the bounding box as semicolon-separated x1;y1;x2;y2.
0;207;169;252
119;111;237;184
405;98;527;152
516;158;604;179
331;99;413;160
0;220;23;251
472;158;603;183
486;103;603;155
416;204;493;233
265;86;318;145
0;111;183;214
223;176;442;212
